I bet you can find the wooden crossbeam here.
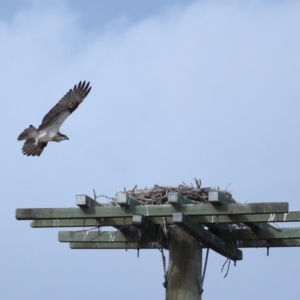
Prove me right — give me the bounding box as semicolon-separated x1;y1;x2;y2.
132;215;159;240
234;239;300;248
167;192;195;205
76;195;100;208
116;193;141;206
59;230;155;243
218;227;300;240
30;218;131;228
173;213;242;260
69;239;300;249
29;211;300;228
192;211;296;224
208;191;235;204
70;242;161;249
16;202;289;220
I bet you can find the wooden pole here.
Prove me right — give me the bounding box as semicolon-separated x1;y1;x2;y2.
166;225;202;300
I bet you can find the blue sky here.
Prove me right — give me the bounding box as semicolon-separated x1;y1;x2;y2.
1;0;300;299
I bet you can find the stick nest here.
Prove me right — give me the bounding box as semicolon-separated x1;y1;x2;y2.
95;178;235;206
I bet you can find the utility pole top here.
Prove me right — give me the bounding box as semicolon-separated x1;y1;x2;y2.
16;182;300;299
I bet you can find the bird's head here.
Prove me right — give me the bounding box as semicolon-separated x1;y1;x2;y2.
53;132;69;142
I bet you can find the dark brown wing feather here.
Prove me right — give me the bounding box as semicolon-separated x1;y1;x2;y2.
22;139;48;156
38;81;92;130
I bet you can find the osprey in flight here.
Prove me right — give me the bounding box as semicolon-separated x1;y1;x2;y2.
18;81;92;156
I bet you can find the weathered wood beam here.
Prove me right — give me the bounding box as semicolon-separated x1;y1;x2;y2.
132;215;159;240
30;218;131;228
16;202;289;220
116;193;141;206
59;230;155;243
76;195;100;208
29;211;300;228
192;211;297;224
70;242;161;249
245;222;278;231
173;213;242;261
218;227;300;240
167;192;195;205
208;191;235;204
235;239;300;248
70;239;300;249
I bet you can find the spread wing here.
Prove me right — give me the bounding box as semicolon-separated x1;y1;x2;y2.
22;139;48;156
38;81;92;131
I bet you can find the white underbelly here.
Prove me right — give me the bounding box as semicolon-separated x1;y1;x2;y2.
38;131;57;142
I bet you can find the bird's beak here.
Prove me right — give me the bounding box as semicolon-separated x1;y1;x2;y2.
66;137;69;140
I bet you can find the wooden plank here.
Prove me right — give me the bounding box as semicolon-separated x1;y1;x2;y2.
116;193;141;206
245;222;278;231
30;218;131;228
132;215;159;240
16;202;289;220
235;239;300;248
30;211;300;228
173;213;242;260
192;210;297;224
167;192;195;205
70;239;300;249
218;227;300;240
208;191;235;204
70;242;161;249
59;230;155;243
76;195;100;208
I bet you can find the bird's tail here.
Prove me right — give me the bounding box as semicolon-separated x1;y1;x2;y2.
22;139;47;156
17;125;37;141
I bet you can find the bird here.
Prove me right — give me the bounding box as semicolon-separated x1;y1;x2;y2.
17;81;92;156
